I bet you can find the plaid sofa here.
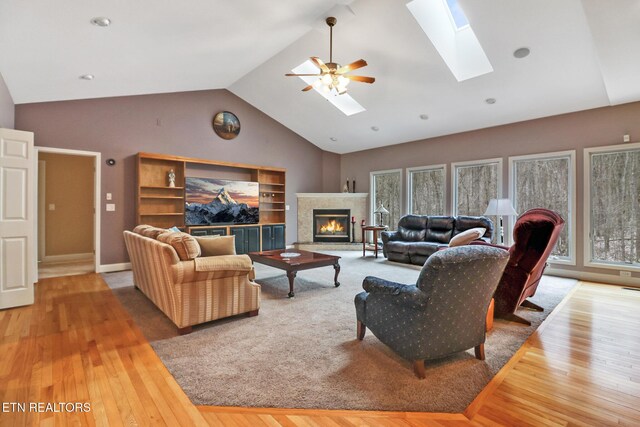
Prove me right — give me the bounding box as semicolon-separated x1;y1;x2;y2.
123;228;260;333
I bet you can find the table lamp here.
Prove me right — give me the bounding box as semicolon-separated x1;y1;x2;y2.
483;198;517;244
374;204;389;227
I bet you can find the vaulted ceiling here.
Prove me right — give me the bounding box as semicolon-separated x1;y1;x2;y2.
1;0;639;154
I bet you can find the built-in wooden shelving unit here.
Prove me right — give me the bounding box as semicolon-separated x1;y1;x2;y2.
136;152;286;229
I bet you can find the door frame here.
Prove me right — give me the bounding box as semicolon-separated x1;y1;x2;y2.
35;147;101;273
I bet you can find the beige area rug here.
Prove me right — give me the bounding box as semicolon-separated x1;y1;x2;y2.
104;251;575;412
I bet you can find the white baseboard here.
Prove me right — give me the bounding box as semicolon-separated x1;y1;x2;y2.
41;252;93;263
546;267;640;288
99;262;131;273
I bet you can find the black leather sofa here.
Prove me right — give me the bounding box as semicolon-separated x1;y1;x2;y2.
381;215;494;265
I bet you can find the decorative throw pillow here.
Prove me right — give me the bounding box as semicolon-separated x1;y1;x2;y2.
134;224;167;239
449;227;486;247
157;231;201;260
195;235;237;257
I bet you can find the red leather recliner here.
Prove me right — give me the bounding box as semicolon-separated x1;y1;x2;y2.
478;208;565;325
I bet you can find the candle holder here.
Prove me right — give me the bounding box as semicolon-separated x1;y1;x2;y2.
351;218;356;243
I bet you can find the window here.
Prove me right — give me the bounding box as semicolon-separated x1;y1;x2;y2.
407;165;446;216
585;143;640;270
445;0;469;30
510;151;575;263
370;169;402;229
406;0;492;81
452;158;501;216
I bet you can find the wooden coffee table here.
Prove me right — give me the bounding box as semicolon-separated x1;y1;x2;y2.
248;249;341;298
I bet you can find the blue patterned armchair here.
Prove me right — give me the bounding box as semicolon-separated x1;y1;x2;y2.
354;245;509;378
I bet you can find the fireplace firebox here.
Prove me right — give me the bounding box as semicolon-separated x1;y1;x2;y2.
313;209;350;243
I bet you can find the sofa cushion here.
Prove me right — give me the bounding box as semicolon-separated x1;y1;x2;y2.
398;226;426;242
194;254;252;272
157;231;201;260
425;216;454;243
449;227;486;247
398;215;428;230
453;216;493;239
133;224;167;239
195;235;236;256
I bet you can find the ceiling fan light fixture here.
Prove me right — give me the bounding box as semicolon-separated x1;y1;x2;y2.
285;16;374;96
338;75;349;87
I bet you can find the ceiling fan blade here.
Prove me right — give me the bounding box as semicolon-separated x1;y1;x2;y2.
285;73;321;77
336;59;368;74
310;57;330;73
345;75;375;84
302;85;314;92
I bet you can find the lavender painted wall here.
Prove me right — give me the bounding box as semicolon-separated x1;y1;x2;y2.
321;151;341;192
0;72;14;129
16;89;326;265
341;101;640;280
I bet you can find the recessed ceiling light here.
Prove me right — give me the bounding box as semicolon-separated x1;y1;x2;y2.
329;137;337;141
419;114;429;120
79;74;94;80
485;98;496;105
371;126;379;132
90;17;111;27
513;47;530;59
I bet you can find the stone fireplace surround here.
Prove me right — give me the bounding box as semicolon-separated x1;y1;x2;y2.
296;193;368;249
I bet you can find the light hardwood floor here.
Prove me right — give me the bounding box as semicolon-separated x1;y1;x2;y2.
38;257;95;279
1;274;638;426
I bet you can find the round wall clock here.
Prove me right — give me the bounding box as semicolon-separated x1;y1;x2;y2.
212;111;241;140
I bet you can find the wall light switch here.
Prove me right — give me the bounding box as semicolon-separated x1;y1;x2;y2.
623;134;631;143
48;204;55;211
285;205;290;211
106;204;116;212
106;193;112;200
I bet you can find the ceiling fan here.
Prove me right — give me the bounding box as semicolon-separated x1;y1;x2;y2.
285;16;375;95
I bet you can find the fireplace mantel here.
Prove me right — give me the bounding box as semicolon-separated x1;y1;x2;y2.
296;193;369;245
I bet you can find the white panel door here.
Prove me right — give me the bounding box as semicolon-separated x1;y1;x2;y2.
0;128;35;309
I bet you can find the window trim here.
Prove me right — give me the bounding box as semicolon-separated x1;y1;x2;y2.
451;157;503;217
370;168;403;227
508;150;576;265
584;142;640;272
406;164;447;216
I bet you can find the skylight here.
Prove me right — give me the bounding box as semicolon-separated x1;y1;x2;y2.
445;0;469;30
407;0;493;82
291;60;366;116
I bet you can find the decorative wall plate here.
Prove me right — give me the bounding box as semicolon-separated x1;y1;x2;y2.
213;111;240;140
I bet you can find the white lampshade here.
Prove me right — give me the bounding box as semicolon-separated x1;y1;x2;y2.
374;204;389;214
484;198;518;216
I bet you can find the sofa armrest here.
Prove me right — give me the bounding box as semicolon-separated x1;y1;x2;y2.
363;276;407;294
380;231;400;244
363;276;428;309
